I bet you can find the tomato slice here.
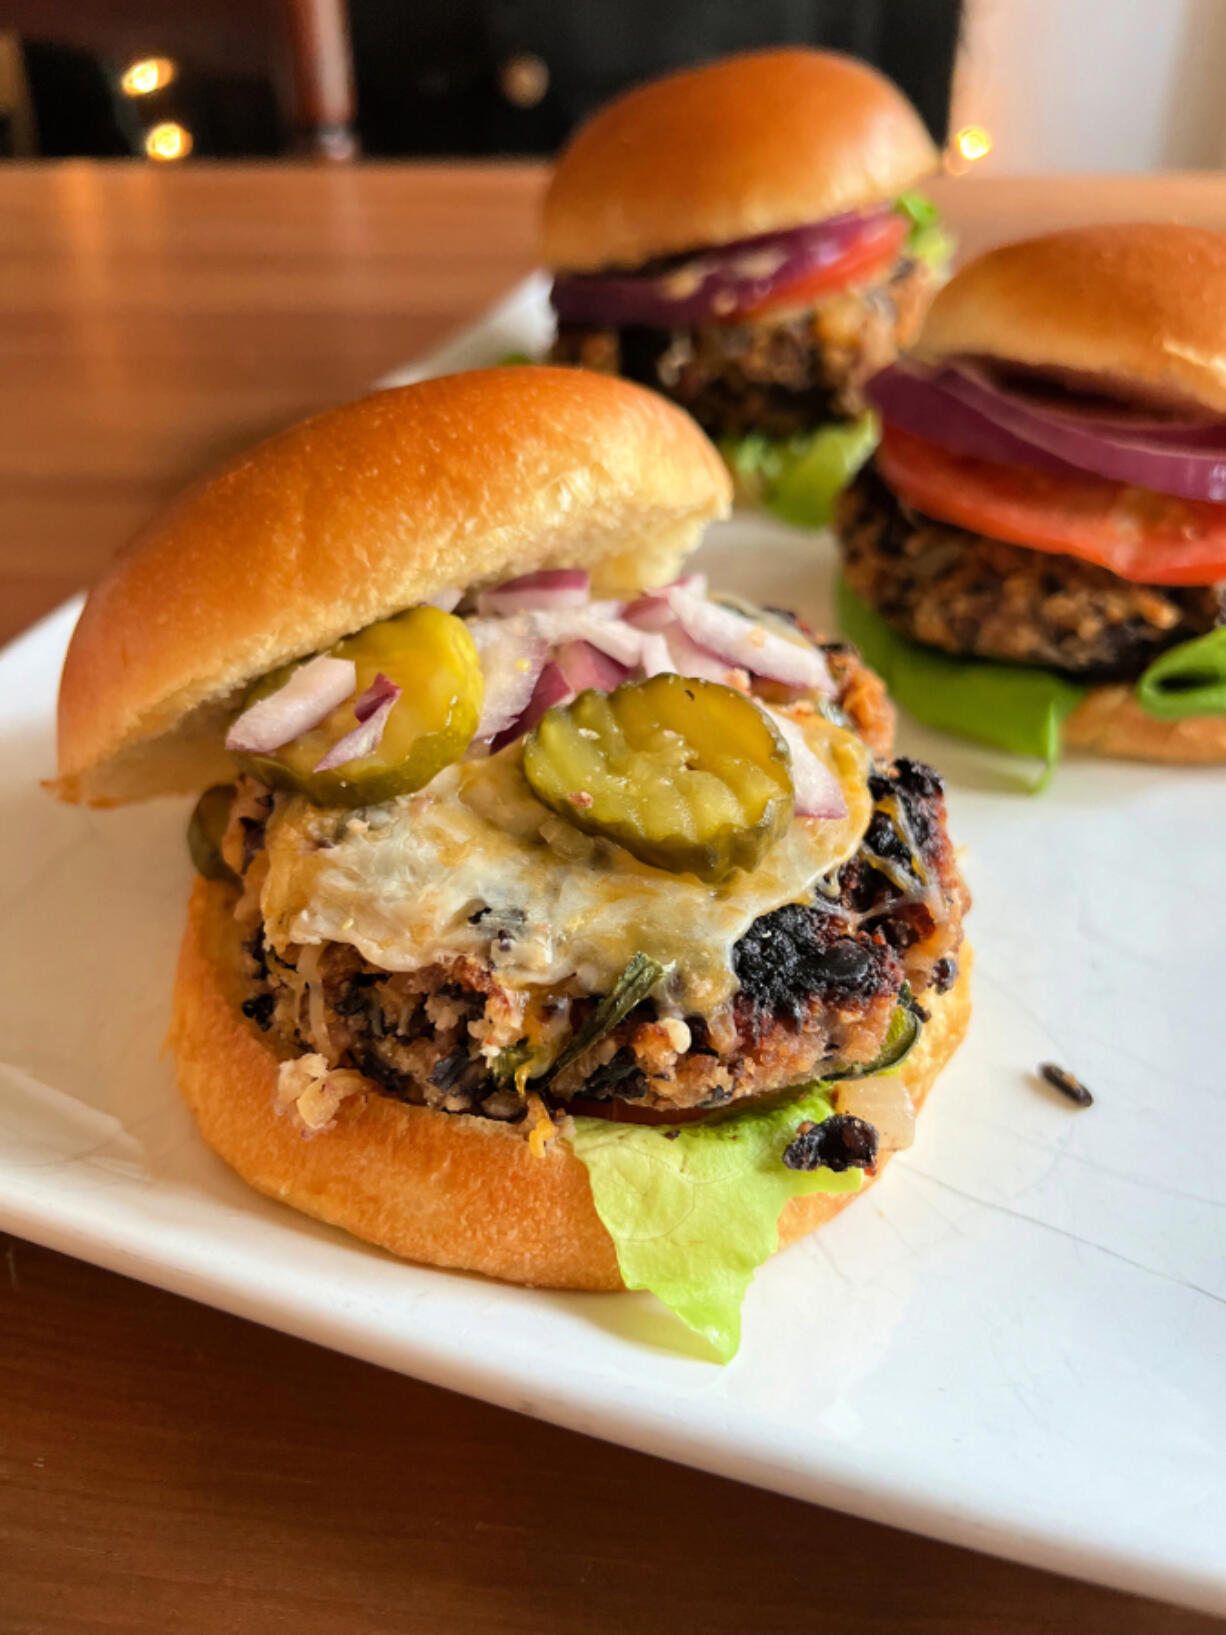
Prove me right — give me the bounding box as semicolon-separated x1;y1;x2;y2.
876;423;1226;586
735;213;908;319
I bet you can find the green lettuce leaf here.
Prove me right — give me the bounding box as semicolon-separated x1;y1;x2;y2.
720;414;879;529
1136;626;1226;719
895;190;956;270
836;579;1088;789
569;1088;860;1361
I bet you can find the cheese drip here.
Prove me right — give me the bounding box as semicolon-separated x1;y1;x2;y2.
260;712;874;1017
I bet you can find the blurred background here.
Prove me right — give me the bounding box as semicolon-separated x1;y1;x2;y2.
1;0;1223;173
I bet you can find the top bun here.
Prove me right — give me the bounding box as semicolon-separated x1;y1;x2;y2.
55;367;731;807
913;224;1226;415
541;48;939;273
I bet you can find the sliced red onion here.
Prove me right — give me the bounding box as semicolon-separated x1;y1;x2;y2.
527;606;646;667
476;568;590;617
423;587;463;612
552;208;899;329
636;632;676;677
868;359;1226;501
664;590;834;694
764;708;848;820
313;683;401;772
664;623;744;685
467;617;549;741
352;671;399;722
489;661;573;753
225;655;357;755
866;362;1081;477
622;594;676;632
556;639;631;693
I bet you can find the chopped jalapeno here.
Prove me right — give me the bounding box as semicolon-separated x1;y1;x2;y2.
522;674;795;883
233;607;482;807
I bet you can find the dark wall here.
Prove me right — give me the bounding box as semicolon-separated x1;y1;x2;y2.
12;0;961;160
353;0;962;157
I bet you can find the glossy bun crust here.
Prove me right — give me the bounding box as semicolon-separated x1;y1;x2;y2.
172;878;972;1290
55;369;731;806
914;223;1226;415
542;48;938;273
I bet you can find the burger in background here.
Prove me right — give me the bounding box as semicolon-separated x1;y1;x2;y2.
837;225;1226;776
543;48;952;528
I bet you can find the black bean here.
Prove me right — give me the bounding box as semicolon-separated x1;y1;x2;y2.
430;1051;472;1091
783;1114;879;1173
581;1050;650;1102
240;992;275;1031
931;956;958;994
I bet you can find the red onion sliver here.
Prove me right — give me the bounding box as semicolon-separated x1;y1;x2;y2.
528;607;645;667
556;639;631;693
225;655;357;755
313;687;401;772
664;590;834;694
868;359;1226;501
636;631;675;677
621;594;675;632
866;363;1079;477
488;661;573;752
764;707;848;819
477;568;590;617
552;208;898;329
353;671;400;722
467;617;549;741
664;624;742;684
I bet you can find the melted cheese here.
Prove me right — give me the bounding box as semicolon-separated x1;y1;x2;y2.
260;713;874;1017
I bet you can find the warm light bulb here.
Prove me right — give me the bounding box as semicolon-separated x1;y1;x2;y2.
121;57;177;97
954;124;993;163
145;121;192;162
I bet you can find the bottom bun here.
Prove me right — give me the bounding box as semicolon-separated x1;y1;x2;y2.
1066;686;1226;764
172;877;972;1290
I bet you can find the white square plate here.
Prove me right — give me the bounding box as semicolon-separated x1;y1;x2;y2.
3;280;1224;1615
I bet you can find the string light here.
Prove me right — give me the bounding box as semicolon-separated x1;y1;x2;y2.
145;121;192;162
121;57;177;97
954;125;993;163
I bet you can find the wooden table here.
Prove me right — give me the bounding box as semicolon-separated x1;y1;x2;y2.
2;164;1224;1633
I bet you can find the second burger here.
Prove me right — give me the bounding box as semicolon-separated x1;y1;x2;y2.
543;48;952;526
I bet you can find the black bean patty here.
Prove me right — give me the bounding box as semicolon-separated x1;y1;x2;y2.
838;467;1225;680
551;259;933;440
240;752;967;1120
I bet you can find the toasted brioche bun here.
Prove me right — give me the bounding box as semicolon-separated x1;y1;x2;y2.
55;368;731;807
542;48;938;274
914;224;1226;416
171;876;970;1291
1066;687;1226;763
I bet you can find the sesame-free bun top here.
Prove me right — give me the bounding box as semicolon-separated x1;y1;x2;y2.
55;368;731;807
913;224;1226;415
541;48;939;273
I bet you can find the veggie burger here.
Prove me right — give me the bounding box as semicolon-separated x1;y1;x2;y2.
544;48;952;527
840;224;1226;765
54;368;970;1358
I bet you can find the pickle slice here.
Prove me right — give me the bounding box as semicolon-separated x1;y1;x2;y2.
187;784;237;882
522;675;794;882
234;607;483;806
